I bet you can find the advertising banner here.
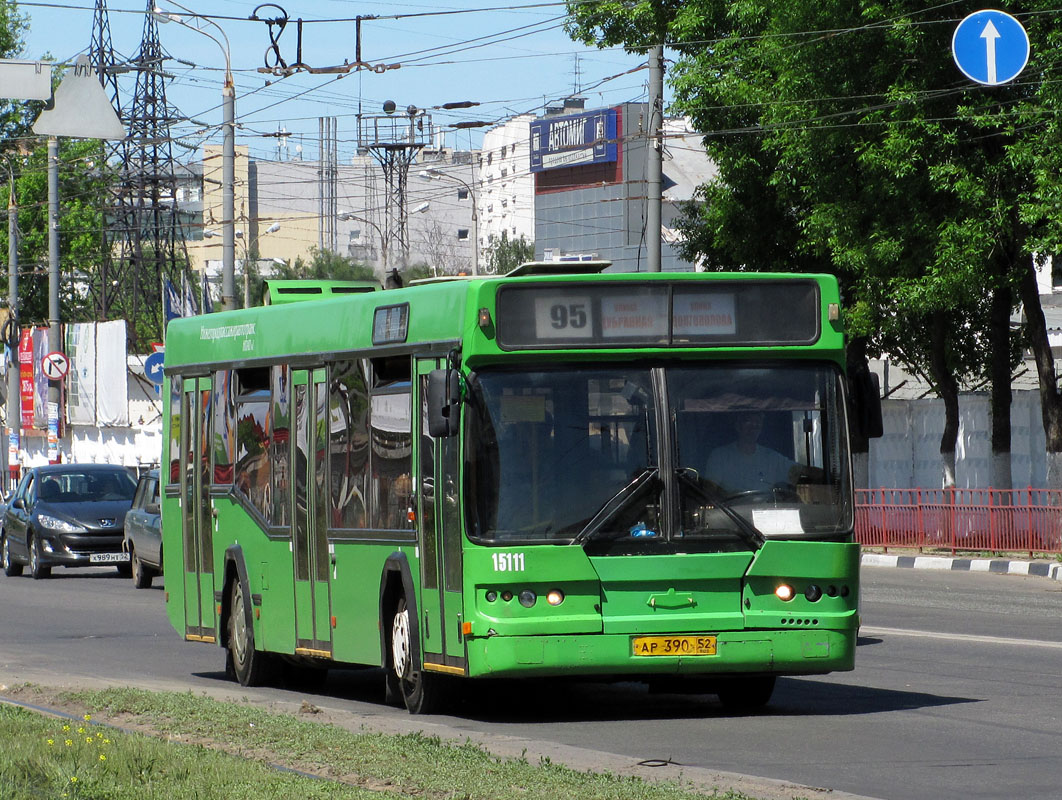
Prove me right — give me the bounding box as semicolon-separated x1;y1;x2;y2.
18;329;33;428
529;107;618;173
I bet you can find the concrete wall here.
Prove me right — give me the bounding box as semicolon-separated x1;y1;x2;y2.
868;391;1046;489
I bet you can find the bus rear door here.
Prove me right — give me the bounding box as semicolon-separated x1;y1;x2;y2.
182;377;216;641
292;368;333;657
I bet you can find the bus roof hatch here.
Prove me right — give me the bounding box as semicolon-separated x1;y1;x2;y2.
505;260;611;278
262;279;380;305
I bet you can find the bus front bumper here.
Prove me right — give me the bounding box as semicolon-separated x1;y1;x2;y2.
465;627;855;679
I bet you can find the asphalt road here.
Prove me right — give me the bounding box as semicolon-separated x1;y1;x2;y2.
1;563;1060;800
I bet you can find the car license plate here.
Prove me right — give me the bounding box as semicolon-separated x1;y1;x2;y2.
632;635;717;656
89;552;130;564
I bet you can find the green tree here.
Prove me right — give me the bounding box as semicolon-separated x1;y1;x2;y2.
569;1;1061;489
484;231;535;275
244;247;378;306
1;138;109;326
0;1;35;144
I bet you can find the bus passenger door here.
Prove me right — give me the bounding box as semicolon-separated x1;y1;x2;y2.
292;369;333;658
182;377;216;641
416;359;466;674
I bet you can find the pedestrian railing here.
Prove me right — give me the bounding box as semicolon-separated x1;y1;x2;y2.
855;488;1062;556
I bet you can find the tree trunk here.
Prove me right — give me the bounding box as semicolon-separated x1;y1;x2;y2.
990;282;1013;489
1019;256;1062;491
928;311;959;488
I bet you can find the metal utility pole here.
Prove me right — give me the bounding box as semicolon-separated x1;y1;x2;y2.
359;104;433;272
90;0;124;320
113;2;194;340
647;45;664;273
222;70;235;311
7;167;18;482
318;116;338;253
47;138;60;462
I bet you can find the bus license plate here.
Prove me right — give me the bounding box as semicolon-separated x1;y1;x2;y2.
632;635;717;656
90;552;130;564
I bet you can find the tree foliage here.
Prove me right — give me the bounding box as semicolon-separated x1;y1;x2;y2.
0;0;36;143
484;231;535;275
0;138;109;327
569;1;1062;486
243;247;378;306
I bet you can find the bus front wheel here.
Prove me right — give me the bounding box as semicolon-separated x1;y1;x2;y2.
390;596;440;714
227;580;272;687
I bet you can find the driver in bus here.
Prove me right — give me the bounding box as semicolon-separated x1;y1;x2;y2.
705;410;813;496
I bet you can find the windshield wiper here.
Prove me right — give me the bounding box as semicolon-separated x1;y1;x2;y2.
676;470;766;550
569;468;660;545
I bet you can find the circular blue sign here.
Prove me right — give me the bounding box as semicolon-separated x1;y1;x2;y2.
145;351;165;385
953;10;1030;86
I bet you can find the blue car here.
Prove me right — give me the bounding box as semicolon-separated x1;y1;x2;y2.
0;464;137;579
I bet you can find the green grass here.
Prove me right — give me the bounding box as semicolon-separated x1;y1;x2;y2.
0;687;773;800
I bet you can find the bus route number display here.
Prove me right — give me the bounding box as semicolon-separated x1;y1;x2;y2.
533;292;735;339
535;294;593;339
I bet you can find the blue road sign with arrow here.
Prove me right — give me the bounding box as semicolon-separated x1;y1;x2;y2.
145;351;165;385
952;10;1030;86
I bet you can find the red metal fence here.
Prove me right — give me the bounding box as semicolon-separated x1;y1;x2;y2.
856;489;1062;556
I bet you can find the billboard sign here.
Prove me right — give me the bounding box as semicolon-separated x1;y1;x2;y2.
530;108;618;173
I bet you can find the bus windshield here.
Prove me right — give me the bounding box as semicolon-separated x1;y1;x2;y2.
466;363;852;548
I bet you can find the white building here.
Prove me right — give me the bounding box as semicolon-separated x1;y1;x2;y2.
478;115;536;257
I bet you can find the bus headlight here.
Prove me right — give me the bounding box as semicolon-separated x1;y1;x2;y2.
546;589;565;606
775;584;795;602
518;590;537;608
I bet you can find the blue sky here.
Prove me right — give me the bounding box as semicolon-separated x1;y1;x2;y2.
20;0;652;162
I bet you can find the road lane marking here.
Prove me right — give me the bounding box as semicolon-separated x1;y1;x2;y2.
861;626;1062;650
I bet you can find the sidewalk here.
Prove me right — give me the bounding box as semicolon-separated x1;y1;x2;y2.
861;551;1062;581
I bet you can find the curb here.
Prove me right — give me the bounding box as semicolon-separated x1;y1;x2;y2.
861;552;1062;581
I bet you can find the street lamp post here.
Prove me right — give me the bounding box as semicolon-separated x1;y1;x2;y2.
420;168;478;275
206;221;279;307
152;3;235;310
236;222;280;306
338;211;389;271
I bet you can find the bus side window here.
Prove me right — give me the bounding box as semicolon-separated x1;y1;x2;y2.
370;386;412;530
329;359;370;529
270;365;292;527
233;367;272;520
167;375;182;485
213;370;235;485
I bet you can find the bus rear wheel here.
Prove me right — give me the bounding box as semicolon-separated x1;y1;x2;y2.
227;580;272;687
716;676;776;713
390;596;440;714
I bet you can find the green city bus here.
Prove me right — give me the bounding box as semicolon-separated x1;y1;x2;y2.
161;264;880;713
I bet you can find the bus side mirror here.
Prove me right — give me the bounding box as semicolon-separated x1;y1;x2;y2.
427;369;460;438
851;370;884;439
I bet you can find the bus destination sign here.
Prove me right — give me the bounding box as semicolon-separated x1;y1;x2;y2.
498;281;818;349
